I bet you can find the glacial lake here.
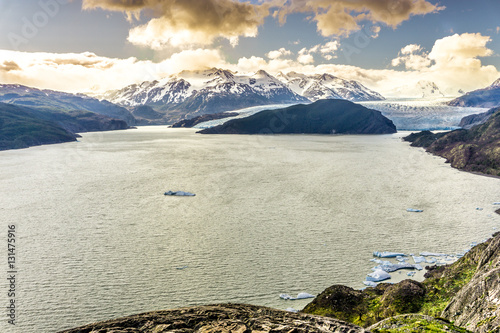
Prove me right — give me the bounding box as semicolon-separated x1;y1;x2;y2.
1;127;499;332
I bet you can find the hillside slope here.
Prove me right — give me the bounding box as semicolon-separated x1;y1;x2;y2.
198;99;397;135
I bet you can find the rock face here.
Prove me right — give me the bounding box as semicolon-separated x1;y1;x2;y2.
58;303;370;333
198;99;397;135
442;234;500;332
459;108;497;129
404;107;500;176
448;79;500;108
368;314;470;333
171;112;238;128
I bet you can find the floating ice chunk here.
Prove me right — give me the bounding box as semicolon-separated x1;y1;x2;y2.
426;258;437;264
412;256;425;264
493;202;500;205
367;269;391;282
296;292;315;299
280;292;315;300
374;263;418;273
420;252;446;257
363;281;378;288
396;256;408;262
176;265;188;270
373;251;406;258
164;191;196;196
286;308;299;313
414;264;423;271
476;208;483;210
370;259;392;265
407;272;416;277
407;208;423;212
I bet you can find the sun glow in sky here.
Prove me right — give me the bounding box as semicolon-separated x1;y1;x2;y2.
0;0;499;97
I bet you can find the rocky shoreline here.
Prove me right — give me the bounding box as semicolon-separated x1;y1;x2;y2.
58;303;370;333
60;232;500;332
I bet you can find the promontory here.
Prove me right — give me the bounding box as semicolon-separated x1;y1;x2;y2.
197;99;397;135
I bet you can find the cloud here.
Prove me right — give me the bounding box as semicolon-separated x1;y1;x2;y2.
0;48;227;93
391;44;431;70
497;26;500;34
0;61;21;72
371;26;381;39
266;48;292;59
83;0;271;48
297;53;315;64
390;33;498;95
277;0;444;37
1;32;497;99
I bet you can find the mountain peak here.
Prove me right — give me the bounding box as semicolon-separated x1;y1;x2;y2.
491;78;500;87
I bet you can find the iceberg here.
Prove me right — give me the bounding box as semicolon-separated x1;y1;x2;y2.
373;251;406;258
363;281;378;288
373;263;418;273
279;292;315;300
412;256;426;264
366;269;391;282
164;191;196;196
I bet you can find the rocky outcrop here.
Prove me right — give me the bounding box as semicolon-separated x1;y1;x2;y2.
459;108;497;129
368;314;471;333
171;112;238;128
442;234;500;332
404;107;500;176
58;303;370;333
198;100;397;135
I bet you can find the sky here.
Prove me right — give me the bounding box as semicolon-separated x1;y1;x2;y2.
0;0;499;97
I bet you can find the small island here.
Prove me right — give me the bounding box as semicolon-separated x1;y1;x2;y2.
198;99;397;135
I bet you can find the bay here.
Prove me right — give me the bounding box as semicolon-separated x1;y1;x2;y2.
0;127;499;332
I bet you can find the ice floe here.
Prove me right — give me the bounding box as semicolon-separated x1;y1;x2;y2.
279;292;315;300
373;251;406;258
366;269;391;282
407;208;423;212
164;191;196;196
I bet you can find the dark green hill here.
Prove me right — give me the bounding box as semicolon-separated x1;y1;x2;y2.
198;99;397;135
0;84;136;125
0;103;78;150
405;106;500;176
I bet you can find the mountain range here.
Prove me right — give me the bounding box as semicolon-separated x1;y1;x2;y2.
99;68;385;124
448;78;500;108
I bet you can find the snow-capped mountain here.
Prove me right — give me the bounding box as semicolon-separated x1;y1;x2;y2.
101;68;308;112
100;68;385;123
391;81;445;99
276;72;385;102
448;78;500;108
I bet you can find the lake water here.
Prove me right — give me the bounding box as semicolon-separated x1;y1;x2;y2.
1;127;499;332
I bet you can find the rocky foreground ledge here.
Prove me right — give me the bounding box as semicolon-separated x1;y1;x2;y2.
58;303;370;333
